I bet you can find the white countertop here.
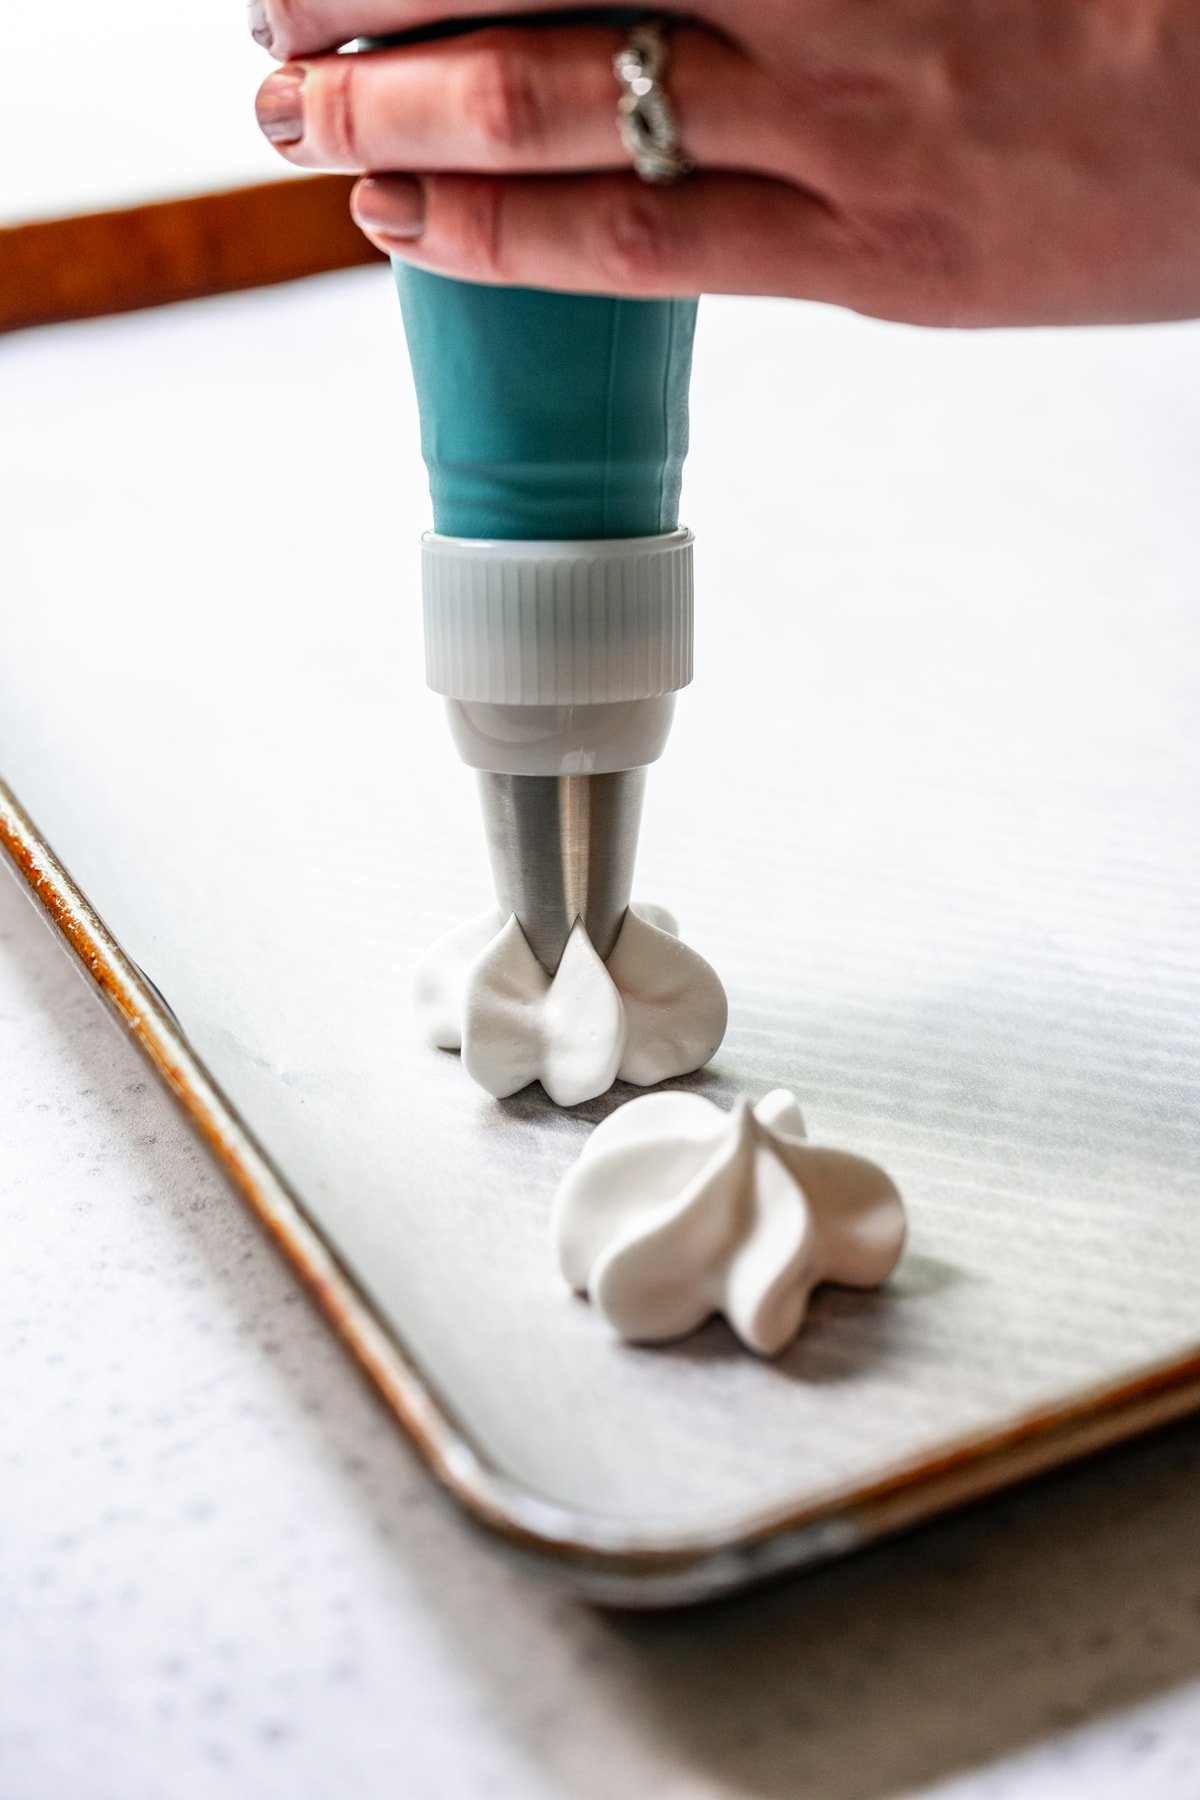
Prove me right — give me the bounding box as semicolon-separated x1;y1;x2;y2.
5;858;1200;1799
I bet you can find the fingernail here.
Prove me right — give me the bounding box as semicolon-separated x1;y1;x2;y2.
353;177;426;241
256;66;305;144
248;1;274;50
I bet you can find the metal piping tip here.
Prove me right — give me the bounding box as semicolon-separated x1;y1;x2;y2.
477;770;647;976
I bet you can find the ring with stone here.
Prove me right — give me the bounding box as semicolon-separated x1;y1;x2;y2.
612;21;694;185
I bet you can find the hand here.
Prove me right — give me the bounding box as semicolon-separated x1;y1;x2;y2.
251;0;1200;325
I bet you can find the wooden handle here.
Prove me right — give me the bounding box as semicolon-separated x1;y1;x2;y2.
0;174;386;334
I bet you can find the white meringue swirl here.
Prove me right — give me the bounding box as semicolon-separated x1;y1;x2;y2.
414;903;728;1108
553;1089;906;1356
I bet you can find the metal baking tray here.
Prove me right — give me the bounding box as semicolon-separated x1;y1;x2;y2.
4;269;1198;1605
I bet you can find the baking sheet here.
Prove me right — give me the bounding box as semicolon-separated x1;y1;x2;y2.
3;271;1199;1601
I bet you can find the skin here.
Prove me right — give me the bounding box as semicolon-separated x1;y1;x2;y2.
251;0;1200;325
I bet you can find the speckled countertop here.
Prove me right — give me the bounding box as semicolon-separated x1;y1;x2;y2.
4;869;1200;1799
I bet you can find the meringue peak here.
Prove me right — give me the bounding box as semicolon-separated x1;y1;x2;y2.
414;903;727;1108
553;1089;906;1356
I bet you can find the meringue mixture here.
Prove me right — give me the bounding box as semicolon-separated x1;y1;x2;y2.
413;903;728;1108
553;1088;906;1356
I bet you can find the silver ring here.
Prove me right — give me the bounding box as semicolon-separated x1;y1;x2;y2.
613;22;694;185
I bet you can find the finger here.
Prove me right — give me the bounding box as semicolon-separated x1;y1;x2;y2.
350;169;862;303
255;25;801;182
250;0;722;64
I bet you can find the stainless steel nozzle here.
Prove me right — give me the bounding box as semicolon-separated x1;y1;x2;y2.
477;770;647;975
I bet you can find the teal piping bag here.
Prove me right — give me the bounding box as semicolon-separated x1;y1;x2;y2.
369;22;700;976
396;268;696;540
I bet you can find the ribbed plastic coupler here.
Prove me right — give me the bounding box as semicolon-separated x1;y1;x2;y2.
422;528;694;704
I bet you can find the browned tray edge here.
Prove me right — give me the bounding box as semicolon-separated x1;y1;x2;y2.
4;772;1199;1610
0;176;385;334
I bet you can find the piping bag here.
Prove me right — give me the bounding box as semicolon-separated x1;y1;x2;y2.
368;21;698;977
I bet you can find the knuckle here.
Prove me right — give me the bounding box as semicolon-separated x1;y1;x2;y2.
446;176;512;283
459;36;545;162
843;205;957;273
842;204;974;322
311;54;361;163
590;189;672;290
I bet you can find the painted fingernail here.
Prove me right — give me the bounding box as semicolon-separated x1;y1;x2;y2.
255;66;305;144
248;1;274;50
352;177;426;241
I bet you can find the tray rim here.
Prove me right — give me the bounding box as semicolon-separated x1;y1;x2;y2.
4;773;1199;1609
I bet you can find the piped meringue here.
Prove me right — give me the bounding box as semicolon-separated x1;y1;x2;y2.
552;1089;906;1356
413;903;727;1108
